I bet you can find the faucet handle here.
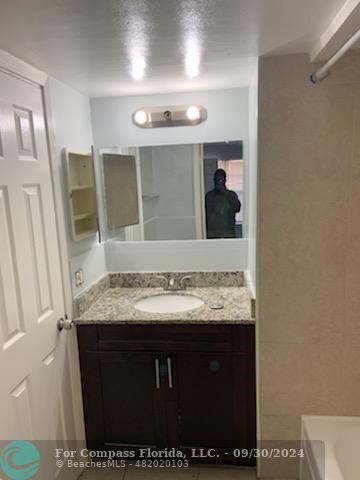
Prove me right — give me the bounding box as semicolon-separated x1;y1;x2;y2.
180;275;193;289
156;275;168;289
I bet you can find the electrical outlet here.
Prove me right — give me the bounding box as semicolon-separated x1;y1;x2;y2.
75;269;84;287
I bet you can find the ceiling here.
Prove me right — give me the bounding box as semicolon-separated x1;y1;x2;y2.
0;0;347;97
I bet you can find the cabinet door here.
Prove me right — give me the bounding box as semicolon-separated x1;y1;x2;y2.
170;351;255;455
81;351;167;449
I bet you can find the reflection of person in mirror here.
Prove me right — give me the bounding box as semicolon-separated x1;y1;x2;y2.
205;169;241;239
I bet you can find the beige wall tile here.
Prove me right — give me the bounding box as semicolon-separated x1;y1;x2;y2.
259;51;360;98
261;415;301;442
259;456;299;480
258;51;360;479
259;263;345;344
350;89;360;180
298;343;344;415
259;83;354;268
346;182;360;265
259;54;311;98
260;342;344;417
319;51;360;86
260;87;354;180
345;119;360;334
344;262;360;335
260;343;302;416
341;335;360;415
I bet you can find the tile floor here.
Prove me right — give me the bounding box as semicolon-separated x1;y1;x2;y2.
79;464;257;479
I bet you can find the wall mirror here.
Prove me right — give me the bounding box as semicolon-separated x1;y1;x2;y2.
98;141;244;242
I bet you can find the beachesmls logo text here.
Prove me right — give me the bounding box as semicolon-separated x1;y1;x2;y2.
0;441;40;480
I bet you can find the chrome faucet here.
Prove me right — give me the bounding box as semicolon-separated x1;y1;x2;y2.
156;275;193;291
156;275;176;291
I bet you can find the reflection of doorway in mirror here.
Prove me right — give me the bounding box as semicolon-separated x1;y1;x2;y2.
218;159;244;224
202;141;243;239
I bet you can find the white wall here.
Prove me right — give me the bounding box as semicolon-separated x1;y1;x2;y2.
91;88;249;273
106;239;248;272
48;77;107;295
69;243;106;294
247;60;259;296
90;88;249;148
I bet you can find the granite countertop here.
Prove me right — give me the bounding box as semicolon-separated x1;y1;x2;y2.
75;286;254;325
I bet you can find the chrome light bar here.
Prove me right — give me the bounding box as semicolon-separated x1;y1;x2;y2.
132;104;207;128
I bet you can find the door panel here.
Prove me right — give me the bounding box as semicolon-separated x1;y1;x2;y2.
14;105;37;160
0;68;78;479
0;186;24;347
9;376;34;439
82;351;167;448
23;184;53;320
173;352;250;449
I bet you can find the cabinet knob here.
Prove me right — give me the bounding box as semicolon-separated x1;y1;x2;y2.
209;360;221;372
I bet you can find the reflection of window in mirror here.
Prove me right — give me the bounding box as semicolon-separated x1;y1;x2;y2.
218;159;244;223
203;141;243;239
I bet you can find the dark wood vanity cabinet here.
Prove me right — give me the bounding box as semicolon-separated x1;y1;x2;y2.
77;324;256;466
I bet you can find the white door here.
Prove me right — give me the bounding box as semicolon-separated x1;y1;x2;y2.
0;69;79;479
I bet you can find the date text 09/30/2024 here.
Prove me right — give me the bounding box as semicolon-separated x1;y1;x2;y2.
55;447;305;461
187;448;305;460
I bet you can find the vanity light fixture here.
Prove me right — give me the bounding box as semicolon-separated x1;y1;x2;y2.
132;104;207;128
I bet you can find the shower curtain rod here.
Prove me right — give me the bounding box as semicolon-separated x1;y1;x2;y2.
310;28;360;83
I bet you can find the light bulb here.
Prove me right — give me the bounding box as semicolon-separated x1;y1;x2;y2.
184;39;201;78
186;105;201;121
131;55;146;81
134;110;148;125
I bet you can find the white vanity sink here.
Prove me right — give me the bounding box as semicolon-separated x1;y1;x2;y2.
134;294;204;314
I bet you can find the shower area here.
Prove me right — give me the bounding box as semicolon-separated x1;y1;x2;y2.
140;144;198;241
